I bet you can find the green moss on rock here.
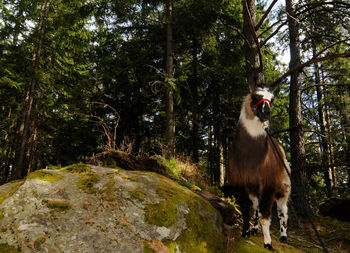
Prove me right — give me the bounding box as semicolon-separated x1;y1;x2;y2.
0;243;21;253
27;170;62;182
143;174;224;252
43;198;72;211
60;164;100;194
145;200;178;227
77;172;101;194
34;236;46;249
0;181;24;205
90;150;140;170
129;189;147;202
143;242;155;253
176;200;224;253
102;173;118;201
60;163;91;174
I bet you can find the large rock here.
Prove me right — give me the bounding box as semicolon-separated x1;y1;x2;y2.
0;164;224;253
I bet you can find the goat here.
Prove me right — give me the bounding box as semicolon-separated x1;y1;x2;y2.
226;82;291;251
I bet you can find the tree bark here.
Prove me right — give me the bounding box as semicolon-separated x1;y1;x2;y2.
13;0;51;179
242;0;264;90
165;0;175;158
286;0;308;215
190;37;200;163
321;72;337;187
313;57;332;188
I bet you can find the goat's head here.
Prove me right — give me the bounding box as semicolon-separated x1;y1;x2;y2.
249;82;277;123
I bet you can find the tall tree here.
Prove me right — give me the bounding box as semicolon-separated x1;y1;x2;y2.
13;0;51;179
164;0;175;158
285;0;308;214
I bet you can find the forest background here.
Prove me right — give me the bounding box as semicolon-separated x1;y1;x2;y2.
0;0;349;212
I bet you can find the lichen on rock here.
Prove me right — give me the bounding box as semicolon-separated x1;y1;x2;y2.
0;165;224;252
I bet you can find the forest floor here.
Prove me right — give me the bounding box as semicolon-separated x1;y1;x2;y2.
224;214;350;253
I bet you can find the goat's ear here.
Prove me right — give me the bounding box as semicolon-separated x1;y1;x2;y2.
249;82;256;93
249;76;259;93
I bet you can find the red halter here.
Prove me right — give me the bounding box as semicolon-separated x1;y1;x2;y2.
254;98;272;108
252;98;272;115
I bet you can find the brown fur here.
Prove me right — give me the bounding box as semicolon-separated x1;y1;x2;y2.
227;122;285;197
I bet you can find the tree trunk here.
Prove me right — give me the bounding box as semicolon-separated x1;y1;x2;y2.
313;57;332;188
164;0;175;159
242;0;264;89
321;74;337;187
12;0;50;179
286;0;308;215
190;37;200;163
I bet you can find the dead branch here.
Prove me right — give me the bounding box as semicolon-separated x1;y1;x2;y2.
255;0;278;31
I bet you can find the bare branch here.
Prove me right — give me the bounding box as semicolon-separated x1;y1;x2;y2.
260;21;288;47
272;53;350;87
313;39;350;59
255;0;278;31
301;83;350;93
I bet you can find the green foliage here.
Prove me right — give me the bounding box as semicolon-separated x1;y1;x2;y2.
164;157;179;177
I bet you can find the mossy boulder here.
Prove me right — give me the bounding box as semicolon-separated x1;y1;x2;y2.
89;150;176;179
0;165;224;252
89;150;140;170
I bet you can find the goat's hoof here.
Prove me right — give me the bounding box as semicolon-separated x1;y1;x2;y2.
251;228;258;235
264;243;273;251
241;230;250;238
279;236;287;243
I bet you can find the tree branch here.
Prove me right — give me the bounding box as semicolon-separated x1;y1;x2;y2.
272;53;350;87
255;0;278;31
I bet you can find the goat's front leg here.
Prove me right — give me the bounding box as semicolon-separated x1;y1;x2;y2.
259;189;275;251
241;200;252;238
249;194;259;235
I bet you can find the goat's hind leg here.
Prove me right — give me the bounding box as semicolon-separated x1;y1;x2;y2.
276;188;290;242
277;169;291;243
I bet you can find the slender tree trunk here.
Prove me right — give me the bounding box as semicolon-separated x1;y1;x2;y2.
13;0;50;179
313;57;332;188
164;0;175;159
339;93;350;186
286;0;308;215
190;37;200;163
321;73;337;187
